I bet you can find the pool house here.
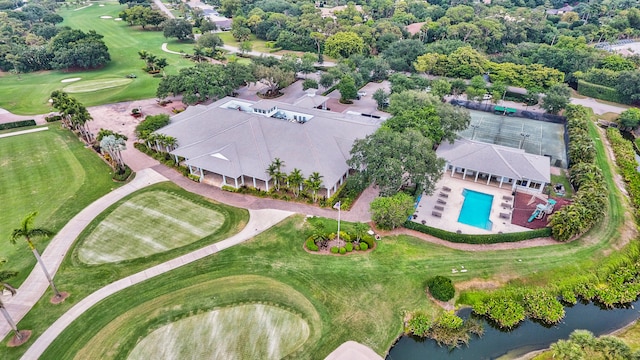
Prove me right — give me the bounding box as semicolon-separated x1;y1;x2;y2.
436;138;551;194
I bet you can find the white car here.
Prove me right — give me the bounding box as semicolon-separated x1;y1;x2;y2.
357;90;367;97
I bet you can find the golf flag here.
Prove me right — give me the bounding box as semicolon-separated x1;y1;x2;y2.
333;201;341;210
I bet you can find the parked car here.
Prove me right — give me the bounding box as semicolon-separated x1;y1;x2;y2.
357;90;367;97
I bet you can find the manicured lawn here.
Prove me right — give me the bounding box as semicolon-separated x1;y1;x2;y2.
128;304;311;359
550;174;573;198
77;190;225;264
0;1;195;115
0;125;117;286
2;182;249;359
12;210;627;360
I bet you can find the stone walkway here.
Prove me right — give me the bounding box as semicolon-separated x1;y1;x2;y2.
0;169;168;341
20;208;293;360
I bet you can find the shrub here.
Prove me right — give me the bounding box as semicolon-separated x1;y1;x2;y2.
360;235;375;248
135;114;170;139
522;289;565;324
330;246;339;254
0;119;36;130
427;276;455;302
112;166;132;181
305;237;318;251
354;244;361;251
607;128;640;218
339;247;346;254
404;221;551;244
407;311;431;337
345;243;353;252
339;231;351;242
359;242;368;250
474;294;526;328
45;115;62;122
221;185;238;192
187;174;201;182
577;80;624;104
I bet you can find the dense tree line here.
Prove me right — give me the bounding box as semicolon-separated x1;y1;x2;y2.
0;1;110;73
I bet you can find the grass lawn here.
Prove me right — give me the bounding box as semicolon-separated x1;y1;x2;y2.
77;190;226;264
12;207;628;360
2;110;632;358
2;182;249;359
217;31;335;62
0;125;117;286
0;1;195;115
128;303;311;359
550;174;574;198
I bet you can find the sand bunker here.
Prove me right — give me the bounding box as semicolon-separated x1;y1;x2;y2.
99;4;104;6
61;78;81;83
100;15;112;19
114;18;122;21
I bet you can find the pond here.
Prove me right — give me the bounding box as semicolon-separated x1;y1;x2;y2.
386;298;640;360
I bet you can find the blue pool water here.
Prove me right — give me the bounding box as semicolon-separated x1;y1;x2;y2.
457;189;493;230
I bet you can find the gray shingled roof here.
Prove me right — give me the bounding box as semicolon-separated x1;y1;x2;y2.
157;97;382;188
436;138;551;183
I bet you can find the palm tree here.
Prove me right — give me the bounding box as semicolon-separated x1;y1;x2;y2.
155;57;168;76
0;260;28;343
266;158;286;191
353;222;369;242
11;212;62;299
305;172;323;202
288;168;304;197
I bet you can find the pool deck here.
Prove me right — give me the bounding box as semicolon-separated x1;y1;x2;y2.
413;177;531;235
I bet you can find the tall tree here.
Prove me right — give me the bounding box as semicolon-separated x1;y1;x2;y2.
338;75;357;103
11;212;63;299
0;260;28;344
349;128;444;196
370;192;415;230
324;31;365;59
162;19;193;41
542;83;572;114
288;168;304;197
304;172;323;202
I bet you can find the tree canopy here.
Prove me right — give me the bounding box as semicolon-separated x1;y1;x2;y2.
157;63;253;104
348;128;444;197
324;31;365;59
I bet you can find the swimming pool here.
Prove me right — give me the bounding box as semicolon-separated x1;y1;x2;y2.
458;189;493;230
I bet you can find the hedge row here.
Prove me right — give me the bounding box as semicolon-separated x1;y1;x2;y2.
577;80;624;104
0;119;36;130
404;221;551;244
548;105;607;241
607;128;640;218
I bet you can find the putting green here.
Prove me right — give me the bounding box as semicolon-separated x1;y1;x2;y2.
128;304;310;359
67;276;322;360
63;78;133;93
77;190;225;264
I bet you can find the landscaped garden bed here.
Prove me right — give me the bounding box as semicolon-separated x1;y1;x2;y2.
303;217;375;255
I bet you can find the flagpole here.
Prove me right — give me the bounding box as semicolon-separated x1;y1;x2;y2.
335;201;341;240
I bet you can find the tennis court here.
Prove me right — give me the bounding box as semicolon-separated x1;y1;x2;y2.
457;110;567;168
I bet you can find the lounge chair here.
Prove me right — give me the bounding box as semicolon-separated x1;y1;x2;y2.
442;186;451;192
499;212;510;219
439;192;449;198
432;211;442;217
437;199;447;205
502;195;513;201
501;202;511;209
434;205;445;211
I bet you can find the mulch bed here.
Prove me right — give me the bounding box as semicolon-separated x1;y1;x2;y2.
511;192;572;229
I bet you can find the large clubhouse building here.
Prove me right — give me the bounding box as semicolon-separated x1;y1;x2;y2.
156;96;383;197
